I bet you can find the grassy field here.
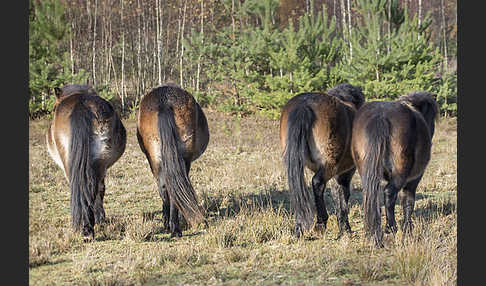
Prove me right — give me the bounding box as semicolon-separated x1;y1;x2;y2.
29;109;457;285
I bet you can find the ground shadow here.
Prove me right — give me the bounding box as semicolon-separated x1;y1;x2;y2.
105;184;455;241
200;184;366;219
29;258;70;269
199;183;455;223
413;195;456;222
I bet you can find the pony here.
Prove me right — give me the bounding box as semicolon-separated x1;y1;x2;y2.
46;84;127;240
279;83;365;237
351;91;439;247
136;84;209;238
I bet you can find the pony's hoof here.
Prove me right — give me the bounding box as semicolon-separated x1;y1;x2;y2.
95;215;106;225
293;224;304;238
384;225;397;234
170;230;183;238
203;219;209;229
313;223;326;235
374;240;384;248
372;236;384;248
82;228;94;242
401;222;413;234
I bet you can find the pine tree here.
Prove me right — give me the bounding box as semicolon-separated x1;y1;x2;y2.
339;0;441;101
29;0;88;117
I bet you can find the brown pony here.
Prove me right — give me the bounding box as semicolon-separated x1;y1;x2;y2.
46;84;127;240
279;83;365;237
351;91;439;247
136;84;209;237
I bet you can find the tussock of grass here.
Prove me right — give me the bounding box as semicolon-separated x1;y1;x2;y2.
123;215;161;242
389;211;457;285
29;112;457;285
29;225;85;268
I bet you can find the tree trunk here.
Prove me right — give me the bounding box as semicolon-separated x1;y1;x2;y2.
440;0;448;118
158;0;164;84
387;0;391;55
121;0;125;112
172;5;182;80
155;0;162;85
67;4;75;76
179;0;187;88
107;12;113;84
92;0;98;85
153;7;157;85
346;0;352;61
109;17;119;99
418;0;422;40
104;2;111;86
137;0;142;99
196;0;203;92
441;0;448;72
340;0;348;62
166;6;171;82
86;0;92;84
231;0;235;39
238;0;243;31
333;0;336;21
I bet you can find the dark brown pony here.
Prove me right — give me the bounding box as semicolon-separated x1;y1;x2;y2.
46;84;127;240
351;91;439;247
136;84;209;237
279;83;365;237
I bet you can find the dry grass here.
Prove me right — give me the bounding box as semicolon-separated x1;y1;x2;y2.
29;110;457;285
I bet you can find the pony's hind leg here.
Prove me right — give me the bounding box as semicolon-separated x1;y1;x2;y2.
157;169;183;237
332;168;355;238
157;182;171;232
92;163;107;225
169;200;182;237
383;183;399;234
94;178;106;224
167;159;190;238
383;175;408;234
312;167;328;234
398;175;422;234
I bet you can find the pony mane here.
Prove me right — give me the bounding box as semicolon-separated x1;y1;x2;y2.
326;83;365;109
398;91;439;122
60;84;97;98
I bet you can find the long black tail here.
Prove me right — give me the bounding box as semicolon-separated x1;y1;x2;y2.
283;104;317;232
361;116;391;247
157;101;204;226
68;102;97;235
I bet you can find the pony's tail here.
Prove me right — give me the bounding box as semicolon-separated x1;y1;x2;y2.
156;102;204;226
68;102;97;236
284;105;317;232
362;116;391;247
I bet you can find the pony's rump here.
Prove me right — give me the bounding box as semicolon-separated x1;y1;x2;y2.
154;87;204;226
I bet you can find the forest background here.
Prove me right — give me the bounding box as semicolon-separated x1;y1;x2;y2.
28;0;457;119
